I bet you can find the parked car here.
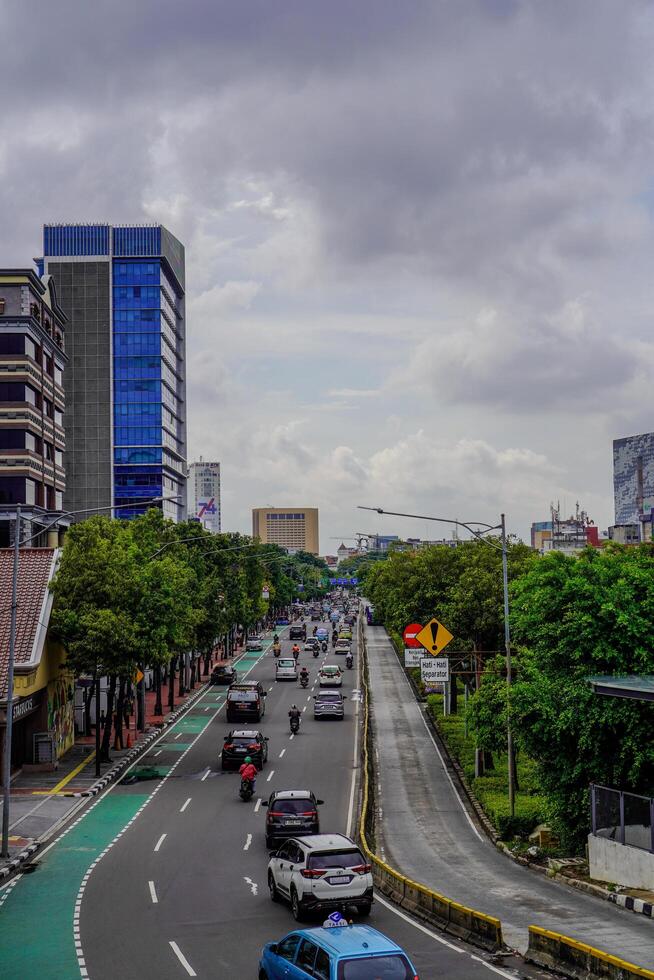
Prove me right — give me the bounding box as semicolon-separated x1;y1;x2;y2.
276;658;299;682
226;681;267;722
313;691;346;720
267;834;373;920
318;665;342;688
247;635;264;652
263;789;324;849
221;729;269;770
259;925;419;980
210;663;237;685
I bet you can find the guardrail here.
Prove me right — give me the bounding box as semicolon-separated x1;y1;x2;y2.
356;618;503;951
526;926;654;980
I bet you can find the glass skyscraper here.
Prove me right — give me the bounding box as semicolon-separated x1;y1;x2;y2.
42;224;186;522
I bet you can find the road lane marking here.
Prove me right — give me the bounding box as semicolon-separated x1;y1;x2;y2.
154;834;166;852
279;748;286;758
204;706;210;711
289;733;295;740
374;893;463;953
268;686;273;691
243;876;258;896
470;954;516;978
243;833;252;850
254;798;262;813
180;798;191;812
201;768;210;781
266;770;275;782
174;732;182;740
302;706;306;713
149;880;158;904
306;695;311;701
169;941;197;977
153;750;162;757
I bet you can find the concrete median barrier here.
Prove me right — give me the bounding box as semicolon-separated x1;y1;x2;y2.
526;925;654;980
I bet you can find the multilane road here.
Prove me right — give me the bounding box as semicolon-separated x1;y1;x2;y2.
0;625;530;978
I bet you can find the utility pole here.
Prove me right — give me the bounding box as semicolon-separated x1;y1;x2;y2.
501;513;515;817
2;505;20;857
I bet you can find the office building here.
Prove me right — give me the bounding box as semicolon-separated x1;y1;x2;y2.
188;458;221;533
41;223;186;522
252;507;319;554
0;269;68;546
613;432;654;537
530;503;600;555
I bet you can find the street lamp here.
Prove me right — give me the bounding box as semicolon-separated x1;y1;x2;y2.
359;504;516;817
1;494;180;858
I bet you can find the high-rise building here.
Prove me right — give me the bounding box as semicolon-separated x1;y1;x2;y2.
0;269;68;546
188;458;221;533
41;224;186;522
613;432;654;536
252;507;319;554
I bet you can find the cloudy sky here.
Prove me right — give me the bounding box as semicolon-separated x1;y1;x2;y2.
2;0;653;551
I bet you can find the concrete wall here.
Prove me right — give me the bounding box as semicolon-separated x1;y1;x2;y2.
589;833;654;890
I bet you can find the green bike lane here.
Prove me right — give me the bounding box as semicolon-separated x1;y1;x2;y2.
0;632;280;978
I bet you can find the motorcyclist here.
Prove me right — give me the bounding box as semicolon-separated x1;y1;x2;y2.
312;626;318;636
239;756;257;790
346;652;353;669
331;631;338;646
292;643;300;660
289;704;301;732
273;633;279;644
299;666;309;687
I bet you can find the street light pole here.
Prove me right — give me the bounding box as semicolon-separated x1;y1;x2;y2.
359;504;516;817
1;493;180;858
1;505;20;857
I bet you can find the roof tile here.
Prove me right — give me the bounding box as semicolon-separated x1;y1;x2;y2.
0;548;57;701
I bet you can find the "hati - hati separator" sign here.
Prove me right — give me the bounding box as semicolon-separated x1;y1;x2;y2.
420;658;450;684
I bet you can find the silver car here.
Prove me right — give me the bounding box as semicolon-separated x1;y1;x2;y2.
276;658;298;682
313;690;346;719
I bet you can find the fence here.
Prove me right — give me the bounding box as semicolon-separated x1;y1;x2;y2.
591;784;654;852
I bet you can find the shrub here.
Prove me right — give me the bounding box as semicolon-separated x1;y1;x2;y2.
476;790;545;839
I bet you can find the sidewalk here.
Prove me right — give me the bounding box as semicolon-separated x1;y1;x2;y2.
0;655;228;877
365;624;654;968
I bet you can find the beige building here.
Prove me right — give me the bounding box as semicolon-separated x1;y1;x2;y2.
252;507;319;554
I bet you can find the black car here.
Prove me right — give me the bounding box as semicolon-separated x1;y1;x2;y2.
226;680;267;721
289;625;306;641
211;664;237;685
263;789;324;849
221;729;269;771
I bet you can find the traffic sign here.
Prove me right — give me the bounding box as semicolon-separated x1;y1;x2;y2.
420;658;449;683
404;648;424;667
416;617;454;655
402;623;423;649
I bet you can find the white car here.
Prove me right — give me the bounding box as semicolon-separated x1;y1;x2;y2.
246;635;264;652
318;665;342;687
276;658;298;682
334;642;351;657
268;833;373;920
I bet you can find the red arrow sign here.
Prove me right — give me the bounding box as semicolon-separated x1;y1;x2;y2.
403;623;424;648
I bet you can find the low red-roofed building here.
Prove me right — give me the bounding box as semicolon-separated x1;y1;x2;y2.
0;547;74;780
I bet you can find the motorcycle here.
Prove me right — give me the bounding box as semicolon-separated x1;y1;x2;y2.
346;653;353;669
321;640;327;653
331;635;337;647
312;646;319;658
293;648;300;661
290;715;300;735
239;778;255;802
273;643;281;657
300;673;309;689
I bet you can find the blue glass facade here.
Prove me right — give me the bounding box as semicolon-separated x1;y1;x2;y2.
43;224;187;523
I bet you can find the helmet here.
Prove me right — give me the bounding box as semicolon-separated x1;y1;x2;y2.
291;704;297;710
244;756;252;764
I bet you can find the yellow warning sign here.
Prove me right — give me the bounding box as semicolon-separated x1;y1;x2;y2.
415;617;454;655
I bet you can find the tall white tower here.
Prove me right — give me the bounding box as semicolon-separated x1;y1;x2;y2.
188;458;221;533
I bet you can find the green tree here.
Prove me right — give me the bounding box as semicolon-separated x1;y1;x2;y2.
510;544;654;850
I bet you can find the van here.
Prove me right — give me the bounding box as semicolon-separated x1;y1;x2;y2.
226;680;267;722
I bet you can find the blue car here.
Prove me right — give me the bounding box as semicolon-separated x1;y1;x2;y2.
259;924;419;979
276;617;290;626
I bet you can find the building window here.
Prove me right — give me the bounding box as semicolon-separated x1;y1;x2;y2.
54;408;64;427
54;448;63;466
55;490;63;510
25;479;36;505
54;363;63;386
0;298;5;314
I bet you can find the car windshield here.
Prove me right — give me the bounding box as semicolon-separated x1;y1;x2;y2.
319;691;341;699
307;849;364;869
228;690;257;701
322;667;339;674
337;954;413;979
278;660;295;667
231;737;258;746
271;800;314;814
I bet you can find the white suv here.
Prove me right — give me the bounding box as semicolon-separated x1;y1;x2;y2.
267;833;373;920
318;665;342;687
276;658;298;681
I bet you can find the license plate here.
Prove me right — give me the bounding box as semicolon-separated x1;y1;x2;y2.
285;820;302;826
327;875;352;885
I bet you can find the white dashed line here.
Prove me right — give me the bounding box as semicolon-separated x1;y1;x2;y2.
180;797;191;812
154;833;166;852
243;833;252;850
302;706;307;713
149;880;158;904
266;770;275;782
254;798;262;813
201;768;210;781
243;876;258;896
169;941;197;977
289;733;295;740
279;748;286;758
153;749;162;758
174;732;182;740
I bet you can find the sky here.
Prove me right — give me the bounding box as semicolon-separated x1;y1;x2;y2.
2;0;654;552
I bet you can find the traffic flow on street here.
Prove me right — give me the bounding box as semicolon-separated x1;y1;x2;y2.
0;596;531;979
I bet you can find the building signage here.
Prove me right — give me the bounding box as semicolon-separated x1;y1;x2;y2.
404;648;424;667
420;658;450;684
12;692;41;723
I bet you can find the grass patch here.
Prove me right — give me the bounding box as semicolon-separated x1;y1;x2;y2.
426;691;546;839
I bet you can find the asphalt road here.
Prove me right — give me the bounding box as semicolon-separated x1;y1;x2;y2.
0;618;535;979
367;624;654;967
77;623;525;979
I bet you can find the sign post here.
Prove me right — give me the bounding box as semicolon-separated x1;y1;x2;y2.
403;622;425;667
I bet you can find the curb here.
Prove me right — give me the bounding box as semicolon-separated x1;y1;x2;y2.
610;892;654;918
0;680;210;881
